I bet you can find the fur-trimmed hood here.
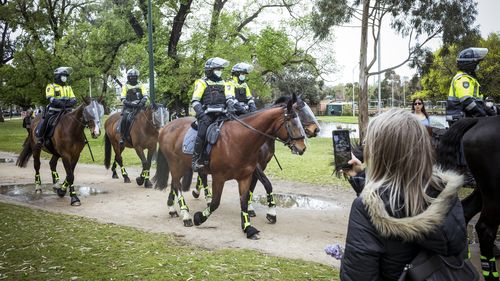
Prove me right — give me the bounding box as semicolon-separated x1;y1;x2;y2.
360;168;463;242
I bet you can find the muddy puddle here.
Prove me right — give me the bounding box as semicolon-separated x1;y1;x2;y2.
0;183;108;202
254;193;341;210
0;157;16;163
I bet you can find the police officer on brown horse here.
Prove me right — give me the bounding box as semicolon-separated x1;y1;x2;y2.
120;68;148;145
191;57;241;172
229;62;257;114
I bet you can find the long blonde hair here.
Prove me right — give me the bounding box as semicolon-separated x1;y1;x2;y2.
364;109;434;217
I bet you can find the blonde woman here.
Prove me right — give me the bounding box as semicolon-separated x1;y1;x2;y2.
340;109;466;281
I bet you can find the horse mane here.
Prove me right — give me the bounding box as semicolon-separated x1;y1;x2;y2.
436;118;480;170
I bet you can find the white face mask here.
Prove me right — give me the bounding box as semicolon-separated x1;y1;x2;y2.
475;64;480;72
61;76;68;83
239;75;246;81
213;70;222;78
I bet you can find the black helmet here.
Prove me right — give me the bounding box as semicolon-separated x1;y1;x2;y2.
127;68;139;85
457;47;488;72
231;62;254;76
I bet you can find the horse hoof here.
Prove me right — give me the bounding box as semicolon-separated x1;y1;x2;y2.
192;190;200;199
71;197;81;206
124;176;131;183
112;173;119;179
169;211;179;218
248;210;256;217
266;214;277;224
245;226;260;239
136;176;144;186
193;212;206;226
183;219;193;227
144;180;152;188
55;188;67;198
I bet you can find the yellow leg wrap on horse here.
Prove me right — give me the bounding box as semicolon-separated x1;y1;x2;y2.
197;176;203;191
248;191;253;205
480;255;499;278
268;192;276;206
52;171;59;182
202;207;211;217
142;170;149;180
178;195;188;211
35;174;41;185
242;211;251;230
61;180;70;190
121;167;128;176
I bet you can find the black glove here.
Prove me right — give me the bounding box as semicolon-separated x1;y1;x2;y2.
248;102;257;112
67;98;77;107
193;103;205;118
226;99;236;114
51;98;63;107
139;97;148;107
234;102;245;113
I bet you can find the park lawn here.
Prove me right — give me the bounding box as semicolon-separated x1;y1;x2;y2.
0;118;350;187
317;116;359;124
0;203;339;280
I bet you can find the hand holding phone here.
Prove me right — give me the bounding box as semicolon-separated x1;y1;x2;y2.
332;130;352;172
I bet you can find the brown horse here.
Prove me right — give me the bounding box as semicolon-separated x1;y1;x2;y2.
104;104;168;188
154;95;306;239
190;95;321;223
16;97;104;206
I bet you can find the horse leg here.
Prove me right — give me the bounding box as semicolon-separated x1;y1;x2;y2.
169;176;193;227
193;173;212;207
247;170;259;217
461;188;483;258
238;176;260;239
134;147;148;187
115;146;130;183
255;167;277;224
111;161;119;179
49;155;60;184
141;146;154;188
33;146;42;193
476;210;500;281
194;177;224;227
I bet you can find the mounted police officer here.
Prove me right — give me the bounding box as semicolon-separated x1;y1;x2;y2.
191;57;240;172
229;62;256;114
120;68;148;145
36;67;76;144
446;47;491;126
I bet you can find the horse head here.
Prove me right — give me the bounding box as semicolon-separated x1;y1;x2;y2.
83;96;105;138
150;103;170;129
274;94;321;138
277;93;307;155
294;94;320;138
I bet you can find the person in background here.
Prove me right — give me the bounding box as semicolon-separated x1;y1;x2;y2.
411;98;430;126
340;109;466;281
36;67;77;144
120;68;148;145
228;62;256;114
446;47;488;126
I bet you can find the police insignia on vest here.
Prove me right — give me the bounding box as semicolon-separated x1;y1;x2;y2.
226;85;231;91
463;81;470;89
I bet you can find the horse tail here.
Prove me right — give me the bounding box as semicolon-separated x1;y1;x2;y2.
153;147;170;190
436;118;480;170
104;133;112;169
16;135;33;168
181;169;193;192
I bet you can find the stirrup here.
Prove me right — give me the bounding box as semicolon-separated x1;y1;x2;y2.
192;161;205;172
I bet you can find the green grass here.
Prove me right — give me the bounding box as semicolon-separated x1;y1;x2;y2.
0;203;339;280
0;118;351;187
317;116;359;124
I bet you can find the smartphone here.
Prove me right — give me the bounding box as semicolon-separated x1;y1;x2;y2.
332;130;352;172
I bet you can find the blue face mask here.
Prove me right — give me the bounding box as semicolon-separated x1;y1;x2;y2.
239;75;246;81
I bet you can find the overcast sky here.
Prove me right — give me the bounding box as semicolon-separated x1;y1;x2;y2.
330;0;500;85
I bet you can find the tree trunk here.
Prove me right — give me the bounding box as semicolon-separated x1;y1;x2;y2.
168;0;193;68
358;0;370;143
204;0;227;59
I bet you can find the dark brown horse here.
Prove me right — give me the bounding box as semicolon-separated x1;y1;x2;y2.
190;95;320;223
104;105;168;188
154;95;306;239
436;116;500;281
16;97;104;206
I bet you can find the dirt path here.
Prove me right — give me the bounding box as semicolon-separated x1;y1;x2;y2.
0;151;354;268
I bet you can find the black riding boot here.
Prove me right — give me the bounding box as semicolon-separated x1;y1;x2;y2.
120;113;127;145
35;117;48;144
192;137;205;172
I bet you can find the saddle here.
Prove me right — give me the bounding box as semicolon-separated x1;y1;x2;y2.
182;115;229;158
117;108;140;144
35;109;70;156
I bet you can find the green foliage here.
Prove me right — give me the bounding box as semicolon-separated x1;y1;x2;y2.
0;203;339;280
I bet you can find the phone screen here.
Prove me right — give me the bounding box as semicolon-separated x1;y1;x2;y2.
332;130;352;171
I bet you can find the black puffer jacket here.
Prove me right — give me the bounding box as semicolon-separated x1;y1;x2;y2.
340;169;467;281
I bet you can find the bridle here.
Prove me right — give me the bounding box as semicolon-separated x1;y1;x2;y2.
229;106;305;150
